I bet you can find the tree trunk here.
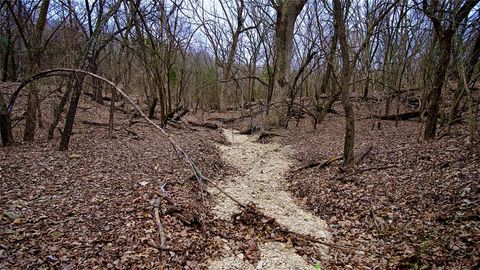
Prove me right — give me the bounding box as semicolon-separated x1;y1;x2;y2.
269;0;307;124
0;92;14;146
59;74;86;151
91;60;104;105
333;0;355;165
48;80;72;140
424;31;453;140
319;34;338;96
23;0;50;142
148;97;158;119
23;83;39;141
422;0;479;140
109;88;115;138
448;30;480;124
466;30;480;85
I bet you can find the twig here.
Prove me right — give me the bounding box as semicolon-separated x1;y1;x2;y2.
145;241;183;252
278;228;369;253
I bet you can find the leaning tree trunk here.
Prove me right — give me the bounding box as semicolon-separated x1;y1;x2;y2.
59;74;86;151
48;80;72;139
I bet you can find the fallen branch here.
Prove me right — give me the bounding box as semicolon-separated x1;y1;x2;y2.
340;146;373;172
187;120;218;130
291;156;342;173
257;131;286;140
283;229;369;253
372;111;419;121
81;120;109;126
203;176;248;209
123;128;138;137
153;196;167;249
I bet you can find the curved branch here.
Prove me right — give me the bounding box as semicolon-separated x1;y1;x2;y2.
9;68;204;182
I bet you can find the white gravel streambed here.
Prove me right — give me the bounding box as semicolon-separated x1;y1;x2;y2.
207;129;330;270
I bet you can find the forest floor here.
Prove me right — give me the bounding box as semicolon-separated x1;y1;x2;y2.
1;82;479;269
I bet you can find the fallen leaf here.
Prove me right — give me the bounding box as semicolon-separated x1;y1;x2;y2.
50;231;64;239
3;211;18;220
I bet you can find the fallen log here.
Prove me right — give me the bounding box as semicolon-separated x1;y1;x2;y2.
81;120;109;126
373;111;420;120
239;125;260;135
187;120;218;130
291;155;342;173
257;131;286;140
207;109;263;124
153;196;167;249
172;108;189;122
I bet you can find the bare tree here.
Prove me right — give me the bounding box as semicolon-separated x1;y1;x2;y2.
6;0;51;141
420;0;479;141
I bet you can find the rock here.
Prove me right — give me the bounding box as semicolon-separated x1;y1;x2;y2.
256;260;264;269
68;154;82;159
